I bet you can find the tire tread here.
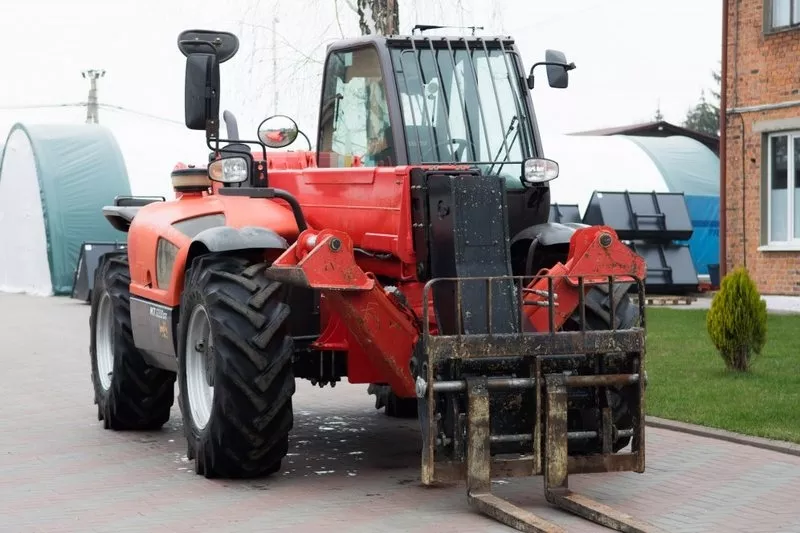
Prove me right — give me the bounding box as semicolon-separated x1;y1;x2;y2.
90;254;175;431
179;253;295;479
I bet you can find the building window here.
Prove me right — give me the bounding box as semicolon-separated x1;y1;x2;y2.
766;132;800;243
766;0;800;31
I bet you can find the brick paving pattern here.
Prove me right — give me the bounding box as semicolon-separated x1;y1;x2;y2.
1;293;799;532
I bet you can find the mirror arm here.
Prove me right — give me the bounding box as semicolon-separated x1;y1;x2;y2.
205;136;265;154
297;131;313;151
261;145;269;186
526;61;576;89
205;118;220;143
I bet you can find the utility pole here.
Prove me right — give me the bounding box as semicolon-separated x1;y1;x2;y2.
272;16;279;115
81;69;106;124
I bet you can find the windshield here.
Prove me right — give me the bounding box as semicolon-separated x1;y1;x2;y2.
389;42;535;188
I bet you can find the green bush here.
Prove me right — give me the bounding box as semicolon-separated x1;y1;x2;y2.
706;267;767;372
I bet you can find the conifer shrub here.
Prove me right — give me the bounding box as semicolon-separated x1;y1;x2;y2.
705;267;767;372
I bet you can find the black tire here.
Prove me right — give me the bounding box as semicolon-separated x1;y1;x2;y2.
385;392;418;418
368;383;419;419
177;253;295;479
563;285;639;453
89;253;176;430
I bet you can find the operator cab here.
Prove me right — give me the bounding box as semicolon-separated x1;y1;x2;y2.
176;28;573;201
316;34;572;191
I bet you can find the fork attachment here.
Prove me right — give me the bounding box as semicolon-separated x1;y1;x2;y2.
453;368;663;533
414;227;666;533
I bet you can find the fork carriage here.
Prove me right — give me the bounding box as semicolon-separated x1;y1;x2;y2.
415;273;656;533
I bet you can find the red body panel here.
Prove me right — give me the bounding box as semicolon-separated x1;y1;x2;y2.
270;229;420;396
127;191;301;306
268;165;416;266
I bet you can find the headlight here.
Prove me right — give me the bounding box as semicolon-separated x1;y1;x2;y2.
522;157;559;185
208;156;250;183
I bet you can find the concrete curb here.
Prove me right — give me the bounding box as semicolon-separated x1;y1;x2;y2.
646;416;800;457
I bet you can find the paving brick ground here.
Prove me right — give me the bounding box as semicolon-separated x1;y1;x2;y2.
1;292;800;533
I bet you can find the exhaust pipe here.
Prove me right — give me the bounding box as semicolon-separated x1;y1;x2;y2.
222;110;239;140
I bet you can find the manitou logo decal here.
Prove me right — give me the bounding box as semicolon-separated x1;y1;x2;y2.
149;306;168;321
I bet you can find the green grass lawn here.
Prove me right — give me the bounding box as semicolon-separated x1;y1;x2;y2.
644;308;800;443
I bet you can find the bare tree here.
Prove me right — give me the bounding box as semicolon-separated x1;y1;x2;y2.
342;0;399;35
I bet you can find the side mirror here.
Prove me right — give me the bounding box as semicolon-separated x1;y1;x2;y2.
183;53;220;131
258;115;300;149
177;29;240;63
526;49;576;90
545;49;570;89
177;29;240;132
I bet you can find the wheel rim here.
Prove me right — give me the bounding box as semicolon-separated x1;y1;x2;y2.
95;292;115;391
185;304;214;430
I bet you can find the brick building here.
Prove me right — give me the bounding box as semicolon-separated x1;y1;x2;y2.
724;0;800;294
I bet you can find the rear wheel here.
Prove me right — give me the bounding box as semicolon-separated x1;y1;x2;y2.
89;253;176;430
386;393;419;418
178;253;295;478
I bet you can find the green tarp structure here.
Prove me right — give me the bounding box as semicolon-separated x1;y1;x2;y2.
0;123;131;296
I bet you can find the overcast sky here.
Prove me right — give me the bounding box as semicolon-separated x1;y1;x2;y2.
0;0;721;185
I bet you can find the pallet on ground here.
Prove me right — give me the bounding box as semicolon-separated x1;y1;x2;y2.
631;294;698;306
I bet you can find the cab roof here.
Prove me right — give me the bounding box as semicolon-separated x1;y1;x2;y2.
325;34;519;54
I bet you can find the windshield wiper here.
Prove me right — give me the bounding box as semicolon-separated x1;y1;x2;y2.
487;115;518;176
320;93;344;131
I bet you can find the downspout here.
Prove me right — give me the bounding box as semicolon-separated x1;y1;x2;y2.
720;0;729;278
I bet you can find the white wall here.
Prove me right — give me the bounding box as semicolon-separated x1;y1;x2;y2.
0;128;53;295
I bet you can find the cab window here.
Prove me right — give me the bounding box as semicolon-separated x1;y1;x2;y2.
317;46;395;168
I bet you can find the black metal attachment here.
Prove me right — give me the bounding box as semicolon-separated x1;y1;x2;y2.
414;272;664;533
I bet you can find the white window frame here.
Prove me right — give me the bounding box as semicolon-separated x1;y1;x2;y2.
765;130;800;248
766;0;800;32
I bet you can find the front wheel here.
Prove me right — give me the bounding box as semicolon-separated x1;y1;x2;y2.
562;285;640;454
177;253;295;478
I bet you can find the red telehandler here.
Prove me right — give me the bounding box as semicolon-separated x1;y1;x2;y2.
89;27;662;533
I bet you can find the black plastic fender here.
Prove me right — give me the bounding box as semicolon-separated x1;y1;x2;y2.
102;206;141;233
186;226;288;265
511;221;590;248
510;222;592;275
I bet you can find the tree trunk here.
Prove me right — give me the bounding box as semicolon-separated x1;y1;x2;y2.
726;345;749;372
357;0;399;35
736;345;749;372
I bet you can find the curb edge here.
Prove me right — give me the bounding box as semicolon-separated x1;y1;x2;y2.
646;416;800;457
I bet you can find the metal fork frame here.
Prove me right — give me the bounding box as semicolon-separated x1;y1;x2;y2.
418;274;666;533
